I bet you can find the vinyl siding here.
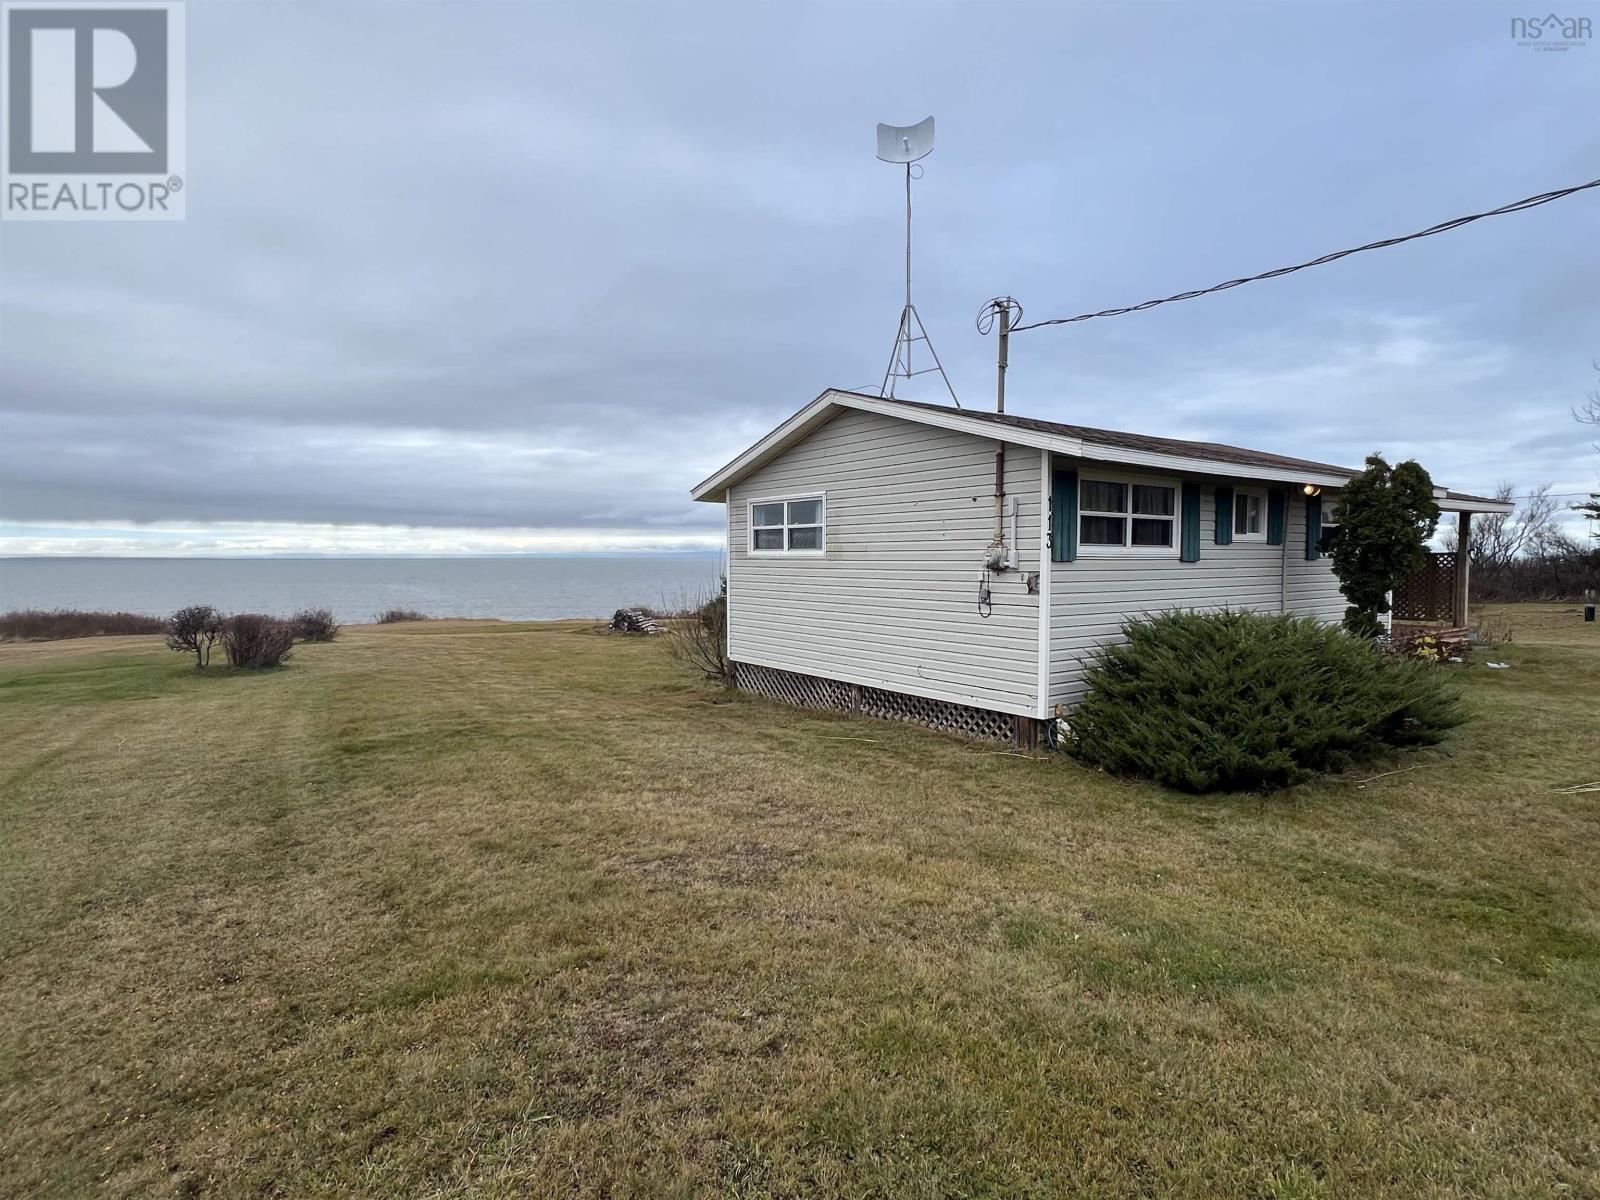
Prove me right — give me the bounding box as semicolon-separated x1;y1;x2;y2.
1284;492;1347;625
727;408;1042;716
1047;464;1346;708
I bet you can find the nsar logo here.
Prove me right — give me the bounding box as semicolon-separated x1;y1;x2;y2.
1;1;185;220
1510;12;1592;50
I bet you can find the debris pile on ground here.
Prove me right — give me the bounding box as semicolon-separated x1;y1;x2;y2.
1390;625;1472;663
610;608;663;635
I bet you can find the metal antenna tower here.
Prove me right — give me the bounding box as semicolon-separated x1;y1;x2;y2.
875;117;959;407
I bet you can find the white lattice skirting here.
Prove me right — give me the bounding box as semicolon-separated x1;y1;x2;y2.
732;661;1019;744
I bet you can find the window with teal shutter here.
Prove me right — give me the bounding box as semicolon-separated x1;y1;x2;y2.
1180;482;1202;562
1267;490;1286;545
1051;467;1077;562
1305;494;1322;560
1214;486;1234;545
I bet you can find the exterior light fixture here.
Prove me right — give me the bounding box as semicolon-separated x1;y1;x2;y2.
1303;484;1322;497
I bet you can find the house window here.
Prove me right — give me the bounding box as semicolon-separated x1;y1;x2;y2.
749;496;824;554
1318;497;1341;554
1079;476;1177;550
1233;488;1266;541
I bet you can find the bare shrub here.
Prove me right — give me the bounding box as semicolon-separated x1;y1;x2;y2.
1;609;164;641
220;614;295;669
638;601;696;621
375;608;429;624
292;608;339;642
165;605;222;669
664;578;731;684
1472;615;1514;647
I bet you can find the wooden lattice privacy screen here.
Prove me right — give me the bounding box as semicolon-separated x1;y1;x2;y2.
1392;551;1459;623
733;662;1018;744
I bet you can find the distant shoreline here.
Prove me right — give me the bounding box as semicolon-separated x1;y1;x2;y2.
0;552;725;562
0;556;724;627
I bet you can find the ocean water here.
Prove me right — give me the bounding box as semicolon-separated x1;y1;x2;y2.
0;556;725;624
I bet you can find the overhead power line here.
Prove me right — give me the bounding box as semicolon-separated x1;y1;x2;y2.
1009;176;1600;333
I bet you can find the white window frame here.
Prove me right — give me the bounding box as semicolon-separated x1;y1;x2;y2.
1233;487;1267;542
746;492;826;557
1077;471;1180;557
1318;495;1342;554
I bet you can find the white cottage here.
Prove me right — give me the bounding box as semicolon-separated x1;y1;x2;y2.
691;389;1511;745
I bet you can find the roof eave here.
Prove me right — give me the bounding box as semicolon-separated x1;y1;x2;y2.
690;388;1508;504
1437;495;1516;515
691;388;1354;500
1068;443;1351;489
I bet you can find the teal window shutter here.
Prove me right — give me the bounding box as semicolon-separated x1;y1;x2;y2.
1214;486;1234;545
1051;467;1078;562
1180;482;1202;562
1266;490;1286;545
1305;494;1322;560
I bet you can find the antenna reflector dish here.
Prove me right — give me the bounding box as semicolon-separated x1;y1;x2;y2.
875;116;935;163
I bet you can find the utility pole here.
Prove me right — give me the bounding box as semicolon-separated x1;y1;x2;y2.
996;301;1010;414
978;296;1022;413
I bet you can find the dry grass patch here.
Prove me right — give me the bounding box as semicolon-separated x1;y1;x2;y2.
1;606;1596;1197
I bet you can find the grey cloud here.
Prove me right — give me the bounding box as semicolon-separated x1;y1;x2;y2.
0;410;726;529
1;2;1596;541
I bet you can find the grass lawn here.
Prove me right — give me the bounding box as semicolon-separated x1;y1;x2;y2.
2;604;1597;1198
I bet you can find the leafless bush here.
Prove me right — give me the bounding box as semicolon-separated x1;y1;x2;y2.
648;578;728;623
375;608;429;624
664;578;731;684
1;609;164;641
292;608;339;642
637;600;697;621
220;614;295;669
165;605;222;669
1472;614;1514;646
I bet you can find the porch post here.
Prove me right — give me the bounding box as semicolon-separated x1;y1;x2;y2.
1453;511;1471;627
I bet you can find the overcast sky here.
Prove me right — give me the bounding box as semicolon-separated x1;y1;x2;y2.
1;1;1596;556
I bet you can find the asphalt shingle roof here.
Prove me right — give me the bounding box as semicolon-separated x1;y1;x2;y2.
867;396;1511;509
874;395;1359;478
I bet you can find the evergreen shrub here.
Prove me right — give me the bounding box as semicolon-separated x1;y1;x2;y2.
1066;609;1464;793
